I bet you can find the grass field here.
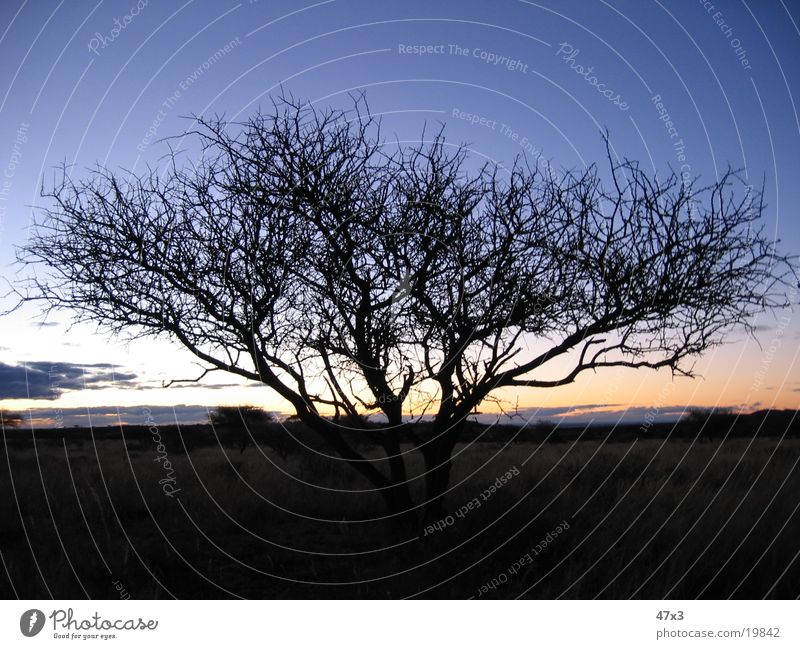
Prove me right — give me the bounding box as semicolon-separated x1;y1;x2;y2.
1;428;799;598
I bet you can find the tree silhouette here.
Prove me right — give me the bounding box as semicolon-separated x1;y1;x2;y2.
17;94;796;528
208;405;280;455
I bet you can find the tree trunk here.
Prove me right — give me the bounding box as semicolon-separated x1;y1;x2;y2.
308;416;418;532
421;426;463;524
381;436;418;531
381;481;418;532
422;450;453;525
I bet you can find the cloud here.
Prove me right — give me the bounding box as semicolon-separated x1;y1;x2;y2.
0;361;139;399
22;404;215;427
192;381;263;390
136;381;263;391
468;404;693;426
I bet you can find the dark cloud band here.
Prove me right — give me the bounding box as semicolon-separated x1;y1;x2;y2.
0;361;138;399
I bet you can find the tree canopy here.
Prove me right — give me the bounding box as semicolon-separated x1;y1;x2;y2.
18;94;796;527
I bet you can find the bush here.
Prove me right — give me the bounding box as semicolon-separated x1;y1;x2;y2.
681;408;737;441
209;406;302;458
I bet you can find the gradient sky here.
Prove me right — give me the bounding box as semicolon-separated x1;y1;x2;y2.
0;0;798;426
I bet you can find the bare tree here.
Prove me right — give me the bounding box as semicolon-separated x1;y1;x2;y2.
208;405;279;455
209;404;268;453
16;94;796;528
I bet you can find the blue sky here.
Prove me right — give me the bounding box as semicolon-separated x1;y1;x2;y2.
0;0;798;425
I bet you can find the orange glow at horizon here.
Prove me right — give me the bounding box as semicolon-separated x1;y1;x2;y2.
2;302;798;419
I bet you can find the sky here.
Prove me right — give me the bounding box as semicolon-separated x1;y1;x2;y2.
0;0;798;427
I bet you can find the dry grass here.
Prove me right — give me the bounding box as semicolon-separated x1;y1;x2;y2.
1;433;798;598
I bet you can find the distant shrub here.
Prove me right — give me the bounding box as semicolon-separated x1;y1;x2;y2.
209;406;302;458
681;408;738;441
533;418;558;435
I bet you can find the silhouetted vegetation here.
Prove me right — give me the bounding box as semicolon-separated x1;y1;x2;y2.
209;406;277;454
2;416;799;598
17;93;797;527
